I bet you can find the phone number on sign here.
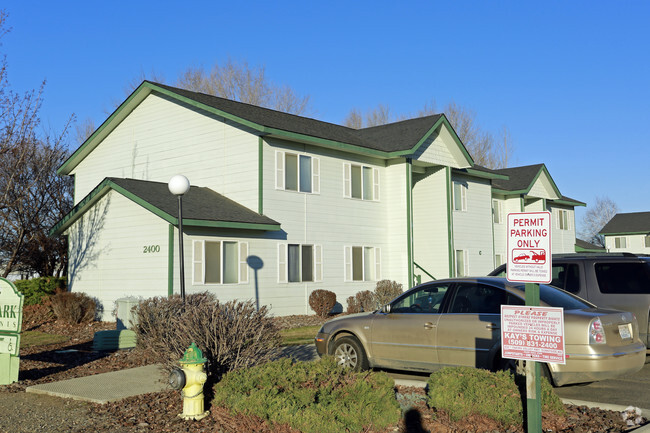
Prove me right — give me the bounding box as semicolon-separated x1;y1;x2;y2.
506;339;561;349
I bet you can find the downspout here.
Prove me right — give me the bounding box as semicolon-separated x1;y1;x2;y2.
446;167;455;278
520;196;525;212
406;159;414;289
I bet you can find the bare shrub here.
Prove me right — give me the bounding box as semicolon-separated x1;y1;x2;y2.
346;296;361;314
133;293;280;381
22;302;55;329
374;280;403;306
355;290;376;312
50;292;96;324
308;289;336;318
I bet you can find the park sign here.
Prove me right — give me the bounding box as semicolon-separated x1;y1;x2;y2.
0;278;23;334
506;211;552;284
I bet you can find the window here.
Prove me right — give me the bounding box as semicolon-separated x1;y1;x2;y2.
343;163;379;200
595;262;650;294
614;237;627;249
492;200;503;224
455;250;468;277
453;181;467;211
556;209;570;230
646;235;650;248
495;254;504;268
276;151;320;193
391;284;450;314
344;246;381;281
193;240;248;284
449;283;507;314
550;264;580;293
278;243;322;283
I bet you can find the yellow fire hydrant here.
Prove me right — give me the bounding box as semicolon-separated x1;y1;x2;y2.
169;343;209;421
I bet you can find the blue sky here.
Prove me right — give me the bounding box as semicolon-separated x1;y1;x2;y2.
3;1;649;231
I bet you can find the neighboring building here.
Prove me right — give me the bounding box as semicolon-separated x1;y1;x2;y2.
51;81;583;319
600;212;650;254
574;238;606;253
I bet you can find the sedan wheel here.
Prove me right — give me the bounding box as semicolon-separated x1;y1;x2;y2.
332;336;368;372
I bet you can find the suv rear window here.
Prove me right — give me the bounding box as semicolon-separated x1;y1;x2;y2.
594;262;650;294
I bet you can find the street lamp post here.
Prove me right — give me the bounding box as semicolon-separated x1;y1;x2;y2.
168;175;191;301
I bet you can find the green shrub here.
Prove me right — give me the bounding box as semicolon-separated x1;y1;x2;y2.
308;289;336;317
133;293;280;381
213;357;400;433
14;277;66;306
50;292;96;324
426;367;564;428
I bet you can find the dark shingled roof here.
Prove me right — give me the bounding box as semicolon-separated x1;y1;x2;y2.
600;212;650;234
575;238;605;251
151;82;444;153
490;164;545;191
109;178;280;226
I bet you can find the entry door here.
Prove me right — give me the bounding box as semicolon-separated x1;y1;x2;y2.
436;282;504;369
370;283;450;371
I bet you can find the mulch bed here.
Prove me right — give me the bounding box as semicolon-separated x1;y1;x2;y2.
1;316;645;432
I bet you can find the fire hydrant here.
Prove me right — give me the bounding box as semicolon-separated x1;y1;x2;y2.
169;343;209;421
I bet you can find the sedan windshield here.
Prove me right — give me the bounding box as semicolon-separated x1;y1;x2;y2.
513;283;592;310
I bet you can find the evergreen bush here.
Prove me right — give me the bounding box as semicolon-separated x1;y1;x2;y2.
14;277;66;306
213;357;400;433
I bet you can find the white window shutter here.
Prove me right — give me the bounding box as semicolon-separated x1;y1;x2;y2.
314;245;323;282
312;157;320;194
343;163;351;198
375;247;381;281
192;240;204;284
276;151;285;190
462;185;467;211
278;243;287;283
373;168;380;201
239;242;249;284
344;246;352;281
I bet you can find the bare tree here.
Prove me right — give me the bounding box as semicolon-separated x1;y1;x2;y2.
75;117;96;145
343;100;515;169
0;10;73;277
578;196;620;247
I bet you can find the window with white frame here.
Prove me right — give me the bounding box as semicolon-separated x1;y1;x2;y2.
343;163;379;200
455;250;468;277
645;235;650;248
278;243;322;283
492;199;503;224
344;246;381;281
614;237;627;249
556;209;570;230
453;181;467;211
276;151;320;193
495;253;504;267
193;240;248;284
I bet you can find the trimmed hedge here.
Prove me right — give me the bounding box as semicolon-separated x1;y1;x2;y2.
14;277;66;306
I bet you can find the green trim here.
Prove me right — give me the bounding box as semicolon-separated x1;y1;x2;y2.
414;261;436;281
406;159;414;289
258;136;264;214
551;198;586;207
520;196;525;212
168;224;174;297
446;167;455;278
491;201;496;268
542;198;547;211
600;231;650;236
454;167;509;180
50;178;281;236
58;82;476;176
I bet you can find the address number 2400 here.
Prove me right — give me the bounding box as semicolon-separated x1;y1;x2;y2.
143;245;161;253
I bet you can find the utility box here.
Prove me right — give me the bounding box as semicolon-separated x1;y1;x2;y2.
115;297;139;330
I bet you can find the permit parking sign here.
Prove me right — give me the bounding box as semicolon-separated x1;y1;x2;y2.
507;211;551;284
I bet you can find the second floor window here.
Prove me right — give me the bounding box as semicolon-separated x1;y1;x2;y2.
645;235;650;248
276;151;320;193
614;237;627;249
343;163;379;200
556;209;570;230
453;181;467;211
492;199;503;224
278;243;323;283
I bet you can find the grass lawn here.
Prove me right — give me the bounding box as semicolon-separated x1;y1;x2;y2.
279;325;320;346
21;331;71;348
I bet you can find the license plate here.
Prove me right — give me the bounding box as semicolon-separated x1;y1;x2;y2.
619;324;632;340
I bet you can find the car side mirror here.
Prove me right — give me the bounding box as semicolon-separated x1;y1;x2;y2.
381;304;391;314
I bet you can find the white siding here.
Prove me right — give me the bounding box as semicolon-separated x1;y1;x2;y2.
451;175;494;275
605;234;650;254
65;191;169;321
413;166;449;281
71;94;259;210
547;204;576;253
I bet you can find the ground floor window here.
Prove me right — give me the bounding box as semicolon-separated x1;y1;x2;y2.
455;249;468;277
278;243;322;283
344;245;381;281
614;236;627;249
193;240;248;284
645;235;650;248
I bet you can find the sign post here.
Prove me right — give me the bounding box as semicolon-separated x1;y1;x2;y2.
506;211;552;433
0;278;24;385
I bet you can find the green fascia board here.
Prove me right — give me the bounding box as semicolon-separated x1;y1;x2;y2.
58;82;475;175
50;179;280;236
599;231;650;236
454;167;509;181
551;198;586;207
